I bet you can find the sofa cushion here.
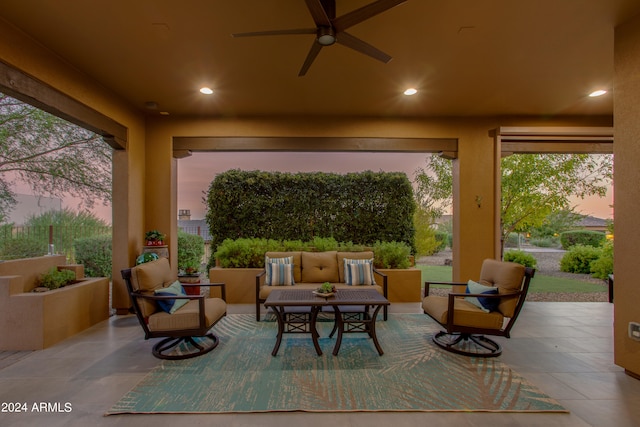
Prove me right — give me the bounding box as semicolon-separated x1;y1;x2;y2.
267;262;295;286
265;256;294;285
337;251;375;281
265;252;302;283
301;251;339;283
155;280;190;314
464;280;499;312
343;258;375;286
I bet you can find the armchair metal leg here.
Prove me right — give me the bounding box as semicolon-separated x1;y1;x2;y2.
152;333;220;360
432;331;502;358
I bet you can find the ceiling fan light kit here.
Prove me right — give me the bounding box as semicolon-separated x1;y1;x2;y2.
232;0;407;76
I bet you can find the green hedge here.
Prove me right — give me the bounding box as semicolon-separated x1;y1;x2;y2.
212;237;410;269
560;244;602;274
560;230;606;249
206;170;415;252
73;235;112;278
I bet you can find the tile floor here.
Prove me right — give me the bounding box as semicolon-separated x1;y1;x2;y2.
0;302;639;427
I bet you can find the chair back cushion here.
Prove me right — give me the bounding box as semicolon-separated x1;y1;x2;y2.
130;258;174;318
265;251;302;283
479;259;525;317
301;251;339;283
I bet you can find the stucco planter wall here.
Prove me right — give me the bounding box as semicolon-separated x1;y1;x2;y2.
378;268;422;302
209;267;262;304
0;256;110;350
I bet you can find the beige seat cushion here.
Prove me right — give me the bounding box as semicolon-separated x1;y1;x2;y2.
148;297;227;332
422;295;505;330
301;251;339;283
130;258;175;318
479;259;525;317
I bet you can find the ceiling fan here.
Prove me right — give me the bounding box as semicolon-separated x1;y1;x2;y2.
232;0;407;76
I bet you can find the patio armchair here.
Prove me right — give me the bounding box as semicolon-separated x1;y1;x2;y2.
121;258;227;360
422;259;534;357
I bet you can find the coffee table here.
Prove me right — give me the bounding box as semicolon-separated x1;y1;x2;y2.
263;288;390;356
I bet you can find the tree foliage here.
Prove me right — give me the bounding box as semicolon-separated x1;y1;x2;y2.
415;153;613;253
0;93;112;222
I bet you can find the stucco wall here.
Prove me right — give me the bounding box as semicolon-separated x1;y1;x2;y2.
614;13;640;377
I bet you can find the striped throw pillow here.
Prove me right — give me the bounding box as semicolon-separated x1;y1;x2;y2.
265;256;294;285
267;263;295;286
344;258;376;286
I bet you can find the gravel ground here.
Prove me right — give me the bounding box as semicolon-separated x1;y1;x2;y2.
417;248;610;302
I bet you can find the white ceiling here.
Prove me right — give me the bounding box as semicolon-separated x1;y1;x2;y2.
1;0;639;118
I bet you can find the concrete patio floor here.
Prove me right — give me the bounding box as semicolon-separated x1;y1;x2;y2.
0;302;639;427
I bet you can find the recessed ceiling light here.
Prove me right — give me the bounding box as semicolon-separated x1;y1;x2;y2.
199;87;214;95
403;88;418;96
589;90;607;97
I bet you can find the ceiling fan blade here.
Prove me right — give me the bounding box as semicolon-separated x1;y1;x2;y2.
298;41;323;76
304;0;332;26
232;28;316;38
333;0;407;32
336;31;392;63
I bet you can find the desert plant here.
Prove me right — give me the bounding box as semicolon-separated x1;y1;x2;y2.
529;236;560;248
560;244;602;274
503;250;537;268
74;234;112;277
38;267;76;290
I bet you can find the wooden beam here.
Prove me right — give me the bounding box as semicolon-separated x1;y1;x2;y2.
173;136;457;153
502;141;613;154
0;60;127;149
491;126;613;154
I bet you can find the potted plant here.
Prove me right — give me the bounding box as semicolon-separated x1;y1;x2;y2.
145;230;166;246
177;231;205;295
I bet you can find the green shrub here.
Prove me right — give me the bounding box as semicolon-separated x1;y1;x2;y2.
177;231;205;273
308;236;339;252
503;250;537;268
212;238;280;268
73;234;112;277
560;230;606;249
38;267;75;290
590;239;613;279
0;237;45;260
560;244;602;274
529;237;560;248
504;232;522;248
372;241;411;269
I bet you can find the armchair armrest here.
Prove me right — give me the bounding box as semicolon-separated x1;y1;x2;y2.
182;282;227;301
445;290;523;326
423;280;467;298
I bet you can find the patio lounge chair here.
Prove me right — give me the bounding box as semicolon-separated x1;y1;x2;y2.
422;259;535;357
121;258;227;360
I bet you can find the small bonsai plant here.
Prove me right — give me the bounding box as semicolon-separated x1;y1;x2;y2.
319;282;335;294
145;230;166;246
38;268;76;290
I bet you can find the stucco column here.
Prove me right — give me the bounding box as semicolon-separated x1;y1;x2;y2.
452;126;499;281
613;13;640;378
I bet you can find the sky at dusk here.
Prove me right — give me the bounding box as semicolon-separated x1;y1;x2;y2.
9;152;613;224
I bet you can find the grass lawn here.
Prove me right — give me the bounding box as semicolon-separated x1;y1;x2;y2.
417;265;607;293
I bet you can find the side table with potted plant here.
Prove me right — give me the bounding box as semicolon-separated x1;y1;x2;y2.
177;231;205;296
142;230;168;259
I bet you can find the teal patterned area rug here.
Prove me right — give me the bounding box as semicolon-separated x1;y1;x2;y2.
106;313;566;414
